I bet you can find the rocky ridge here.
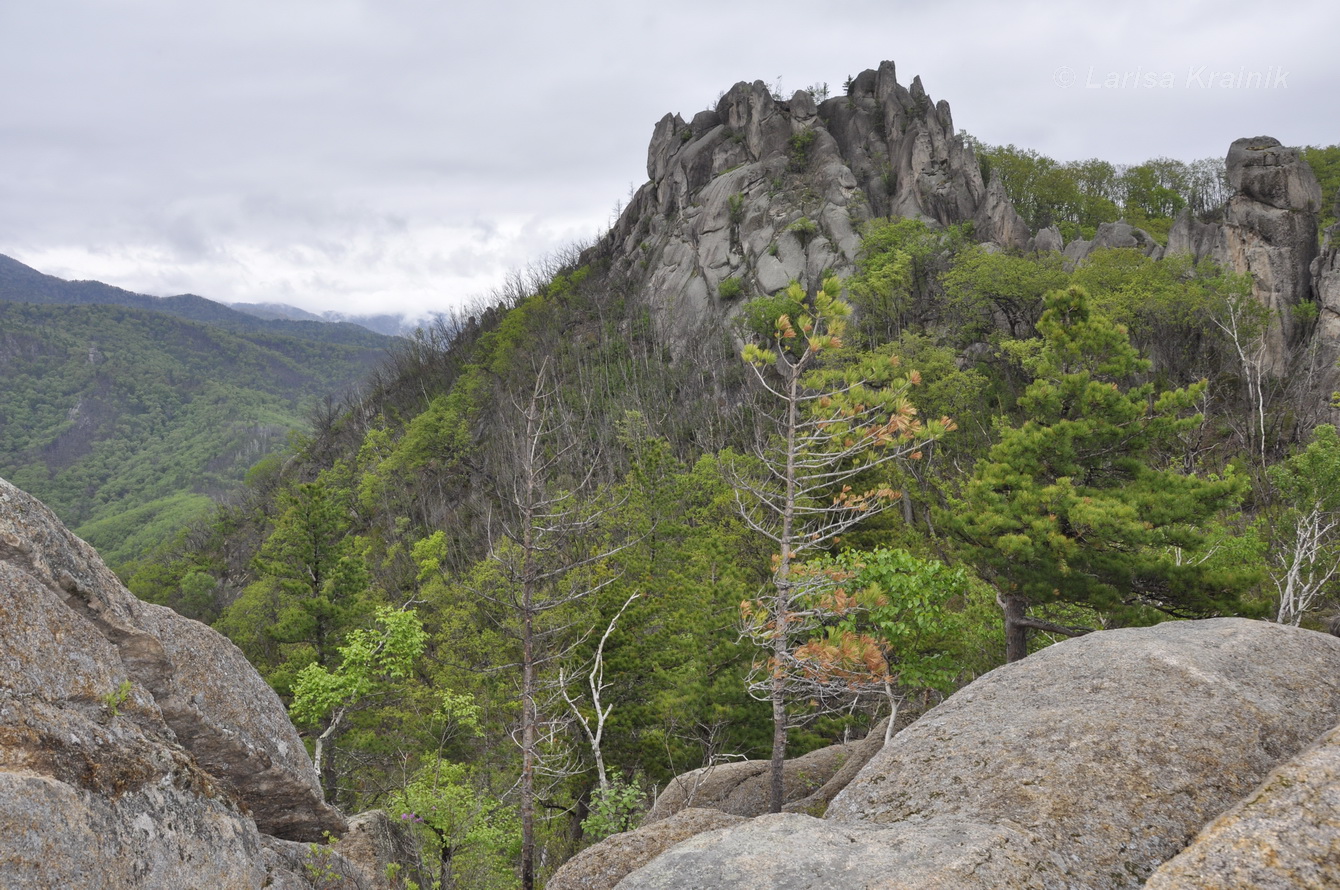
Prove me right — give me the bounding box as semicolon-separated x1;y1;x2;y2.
597;64;1335;393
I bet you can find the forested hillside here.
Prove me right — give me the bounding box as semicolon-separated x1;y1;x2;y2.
109;65;1340;888
0;298;392;567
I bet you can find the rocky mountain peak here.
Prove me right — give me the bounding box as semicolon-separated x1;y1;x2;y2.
600;60;1028;340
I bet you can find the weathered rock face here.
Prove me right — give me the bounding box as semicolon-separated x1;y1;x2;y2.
548;808;747;890
616;811;1063;890
1312;225;1340;356
0;475;378;888
597;61;1027;340
0;474;342;841
645;717;888;824
1064;219;1164;267
1166;136;1323;371
615;619;1340;890
1144;721;1340;889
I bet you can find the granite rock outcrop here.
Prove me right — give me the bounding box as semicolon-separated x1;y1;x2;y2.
612;619;1340;890
1166;136;1323;370
0;475;420;888
598;61;1027;340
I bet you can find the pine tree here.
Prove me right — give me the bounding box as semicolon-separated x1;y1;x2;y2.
728;276;953;811
951;285;1250;662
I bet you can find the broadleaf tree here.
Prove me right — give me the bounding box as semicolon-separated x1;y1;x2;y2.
1266;423;1340;625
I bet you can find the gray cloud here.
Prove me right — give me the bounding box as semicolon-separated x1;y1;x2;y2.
1;0;1335;318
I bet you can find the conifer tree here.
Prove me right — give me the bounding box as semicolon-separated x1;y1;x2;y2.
951;285;1250;662
729;277;952;812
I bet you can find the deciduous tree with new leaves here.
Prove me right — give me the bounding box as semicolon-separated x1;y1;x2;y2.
728;276;954;812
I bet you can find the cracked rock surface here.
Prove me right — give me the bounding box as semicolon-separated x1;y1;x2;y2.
0;474;351;887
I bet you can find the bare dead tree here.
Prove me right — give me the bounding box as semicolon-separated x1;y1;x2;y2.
472;358;632;890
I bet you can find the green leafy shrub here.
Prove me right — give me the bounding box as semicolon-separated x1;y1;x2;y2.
727;193;746;226
788;129;817;172
581;772;646;842
718;276;744;300
786;216;819;246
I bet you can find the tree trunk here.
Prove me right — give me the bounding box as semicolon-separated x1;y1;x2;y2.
521;600;536;890
1001;591;1030;663
769;671;787;812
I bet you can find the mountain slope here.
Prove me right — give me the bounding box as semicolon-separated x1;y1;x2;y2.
0;299;392;566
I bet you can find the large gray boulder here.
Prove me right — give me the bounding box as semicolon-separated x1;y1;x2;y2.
615;619;1340;890
1144;722;1340;889
645;738;861;823
0;474;343;841
549;808;747;890
1063;220;1163;266
617;811;1061;890
0;475;374;888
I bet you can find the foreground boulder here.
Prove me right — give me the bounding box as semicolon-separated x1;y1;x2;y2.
1144;722;1340;889
616;619;1340;889
0;475;342;840
0;476;386;887
553;723;888;890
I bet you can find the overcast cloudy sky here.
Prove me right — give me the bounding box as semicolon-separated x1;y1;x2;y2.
1;0;1334;320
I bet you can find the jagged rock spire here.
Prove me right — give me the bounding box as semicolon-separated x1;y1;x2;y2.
597;61;1029;341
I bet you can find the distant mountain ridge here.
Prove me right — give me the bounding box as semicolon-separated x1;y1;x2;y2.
227;299;419;336
0;253;404;343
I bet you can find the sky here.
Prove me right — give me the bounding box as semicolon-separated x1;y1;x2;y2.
1;0;1335;321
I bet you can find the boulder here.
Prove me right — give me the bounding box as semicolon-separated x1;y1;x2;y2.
261;836;377;890
333;810;434;890
0;474;343;841
1166;207;1225;262
1144;722;1340;889
1030;225;1063;253
1064;220;1163;265
646;735;865;823
549;808;746;890
616;619;1340;890
783;717;890;817
616;812;1063;890
0;474;388;888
